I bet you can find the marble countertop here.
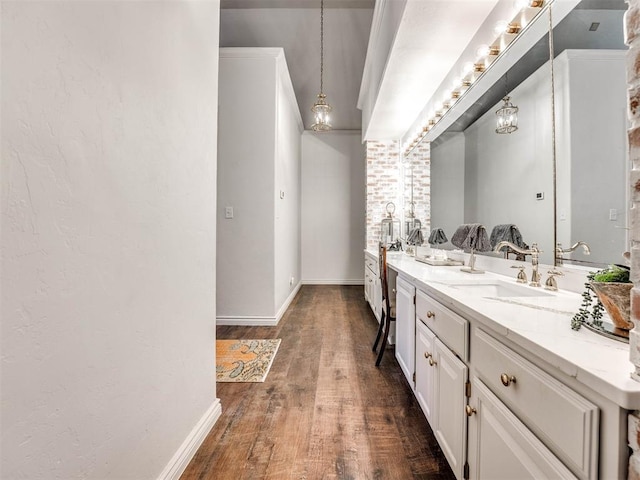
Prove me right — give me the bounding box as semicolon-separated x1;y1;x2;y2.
366;249;640;409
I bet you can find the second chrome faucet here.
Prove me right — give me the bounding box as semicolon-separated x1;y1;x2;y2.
494;241;541;287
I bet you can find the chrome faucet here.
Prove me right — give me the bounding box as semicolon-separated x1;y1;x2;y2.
494;241;541;287
555;241;590;266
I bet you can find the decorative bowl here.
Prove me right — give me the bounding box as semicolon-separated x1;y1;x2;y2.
590;282;634;330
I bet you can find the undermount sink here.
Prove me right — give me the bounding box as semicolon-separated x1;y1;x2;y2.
448;280;553;298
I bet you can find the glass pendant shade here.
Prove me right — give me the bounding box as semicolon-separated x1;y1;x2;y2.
311;93;332;131
496;96;518;134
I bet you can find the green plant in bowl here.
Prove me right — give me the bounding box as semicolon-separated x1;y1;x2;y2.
571;265;632;331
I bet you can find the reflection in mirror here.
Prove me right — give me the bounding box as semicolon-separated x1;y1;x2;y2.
429;9;555;264
402;144;430;253
553;0;628;268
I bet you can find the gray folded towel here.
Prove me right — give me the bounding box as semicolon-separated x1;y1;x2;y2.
489;224;528;250
407;228;423;245
428;228;448;245
452;223;491;252
451;224;472;249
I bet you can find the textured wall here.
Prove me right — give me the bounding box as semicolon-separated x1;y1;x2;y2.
627;1;640;479
1;2;220;478
366;140;430;251
366;141;400;250
404;142;431;239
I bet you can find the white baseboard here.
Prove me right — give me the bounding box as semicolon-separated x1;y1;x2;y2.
301;279;364;285
217;283;301;326
157;399;222;480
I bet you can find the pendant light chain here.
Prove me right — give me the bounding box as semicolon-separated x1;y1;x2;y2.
320;0;324;95
310;0;332;131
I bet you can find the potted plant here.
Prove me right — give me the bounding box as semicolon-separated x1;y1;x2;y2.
571;264;633;331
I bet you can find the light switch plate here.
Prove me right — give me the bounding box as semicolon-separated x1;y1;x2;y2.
224;206;234;219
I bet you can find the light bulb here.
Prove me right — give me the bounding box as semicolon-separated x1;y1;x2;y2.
515;0;543;10
462;62;474;76
476;44;491;58
477;44;500;59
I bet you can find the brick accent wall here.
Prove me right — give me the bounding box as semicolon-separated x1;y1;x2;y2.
626;2;640;478
366;141;401;250
366;141;431;250
405;142;431;238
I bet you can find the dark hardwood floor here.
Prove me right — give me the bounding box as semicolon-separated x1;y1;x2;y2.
181;285;455;480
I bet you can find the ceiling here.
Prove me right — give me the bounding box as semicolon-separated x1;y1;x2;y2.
362;0;502;141
220;1;374;131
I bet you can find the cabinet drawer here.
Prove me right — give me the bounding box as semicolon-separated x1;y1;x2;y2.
472;328;598;479
416;289;468;361
364;254;379;276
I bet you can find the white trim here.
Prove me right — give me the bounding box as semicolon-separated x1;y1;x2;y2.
217;282;302;326
302;129;362;136
275;281;302;321
157;399;222;480
302;279;364;285
357;0;387;109
274;52;304;131
217;316;279;326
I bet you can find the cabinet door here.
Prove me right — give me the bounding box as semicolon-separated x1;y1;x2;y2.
415;319;437;426
364;266;372;303
467;378;577;480
395;276;416;387
434;338;468;480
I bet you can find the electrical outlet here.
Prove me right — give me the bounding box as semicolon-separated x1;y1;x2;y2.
609;209;617;221
289;276;294;286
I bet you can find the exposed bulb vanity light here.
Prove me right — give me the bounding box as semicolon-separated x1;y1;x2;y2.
496;96;519;134
476;44;500;58
494;20;521;35
403;0;545;157
515;0;543;9
310;0;332;132
462;62;474;76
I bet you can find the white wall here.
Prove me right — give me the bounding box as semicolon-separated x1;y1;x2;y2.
430;133;465;246
217;53;276;318
217;48;303;323
274;66;302;314
301;131;366;284
2;2;220;479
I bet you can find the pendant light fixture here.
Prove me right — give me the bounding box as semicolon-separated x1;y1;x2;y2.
495;96;519;134
496;74;518;134
311;0;332;132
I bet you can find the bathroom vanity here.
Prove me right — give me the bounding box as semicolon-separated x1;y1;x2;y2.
364;250;640;479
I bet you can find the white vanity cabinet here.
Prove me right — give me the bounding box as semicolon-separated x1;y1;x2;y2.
415;318;437;424
467;378;578;480
468;327;599;480
395;275;416;386
364;252;381;322
415;289;469;480
382;255;633;480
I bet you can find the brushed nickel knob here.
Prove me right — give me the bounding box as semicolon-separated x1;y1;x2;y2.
500;373;516;387
429;357;437;367
465;405;477;416
424;352;431;359
426;311;435;318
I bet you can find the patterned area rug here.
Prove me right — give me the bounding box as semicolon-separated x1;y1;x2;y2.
216;339;281;382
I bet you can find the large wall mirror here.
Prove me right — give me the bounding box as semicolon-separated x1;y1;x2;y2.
420;0;628;267
553;0;627;268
